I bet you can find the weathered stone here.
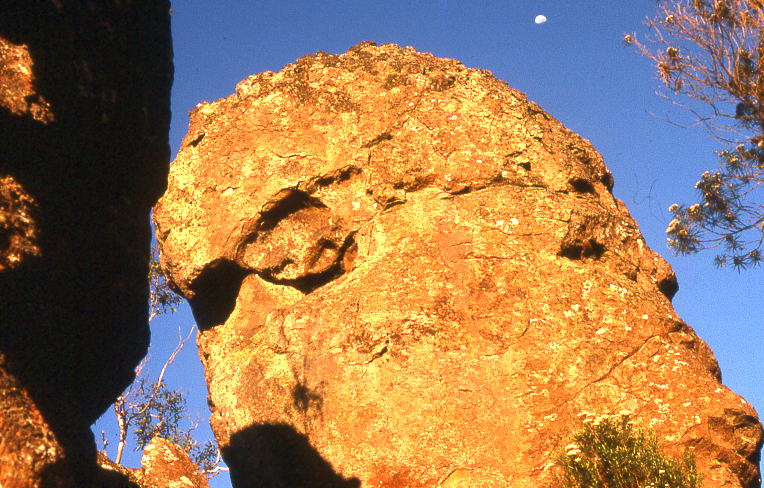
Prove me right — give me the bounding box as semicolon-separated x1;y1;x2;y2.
0;353;69;488
95;438;210;488
155;42;762;487
0;2;172;485
0;175;40;271
140;437;210;488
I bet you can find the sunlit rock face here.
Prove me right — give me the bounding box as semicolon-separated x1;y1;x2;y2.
95;437;210;488
155;42;762;488
0;2;172;485
139;437;211;488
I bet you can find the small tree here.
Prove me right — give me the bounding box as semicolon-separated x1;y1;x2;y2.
626;0;764;269
101;246;225;477
555;413;701;488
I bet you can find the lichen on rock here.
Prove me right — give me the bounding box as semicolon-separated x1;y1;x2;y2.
155;42;762;487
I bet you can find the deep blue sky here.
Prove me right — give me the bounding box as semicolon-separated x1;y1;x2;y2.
94;2;763;486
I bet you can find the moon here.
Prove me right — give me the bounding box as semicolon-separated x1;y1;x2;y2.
534;14;547;24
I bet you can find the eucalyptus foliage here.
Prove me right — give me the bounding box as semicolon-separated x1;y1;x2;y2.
104;246;224;476
149;244;183;320
130;376;219;472
627;0;764;269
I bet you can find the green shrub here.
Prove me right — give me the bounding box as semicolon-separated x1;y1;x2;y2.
555;414;701;488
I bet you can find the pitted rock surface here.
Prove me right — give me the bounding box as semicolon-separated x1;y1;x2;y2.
155;42;762;487
140;437;210;488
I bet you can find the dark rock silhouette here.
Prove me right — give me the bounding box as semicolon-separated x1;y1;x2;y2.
0;2;172;485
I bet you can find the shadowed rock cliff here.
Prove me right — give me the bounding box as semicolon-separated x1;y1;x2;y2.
155;42;762;487
0;2;172;485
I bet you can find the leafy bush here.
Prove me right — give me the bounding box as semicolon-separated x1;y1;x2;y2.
555;413;701;488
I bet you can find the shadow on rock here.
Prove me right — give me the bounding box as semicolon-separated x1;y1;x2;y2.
38;458;140;488
223;423;360;488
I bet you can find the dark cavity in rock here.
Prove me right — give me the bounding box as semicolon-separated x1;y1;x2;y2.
188;259;247;330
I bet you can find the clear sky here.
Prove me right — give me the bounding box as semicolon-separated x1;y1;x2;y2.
94;2;763;486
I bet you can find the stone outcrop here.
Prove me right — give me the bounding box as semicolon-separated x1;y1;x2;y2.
0;358;68;487
95;437;210;488
0;2;172;486
139;437;211;488
155;42;763;487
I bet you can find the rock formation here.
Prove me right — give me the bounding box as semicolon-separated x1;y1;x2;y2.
0;2;172;486
155;42;763;487
139;437;211;488
96;437;210;488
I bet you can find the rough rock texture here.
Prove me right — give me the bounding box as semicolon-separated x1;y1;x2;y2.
94;437;210;488
0;356;68;488
155;42;763;487
139;437;211;488
0;2;172;486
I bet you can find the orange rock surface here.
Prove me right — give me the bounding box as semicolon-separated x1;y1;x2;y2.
156;42;762;487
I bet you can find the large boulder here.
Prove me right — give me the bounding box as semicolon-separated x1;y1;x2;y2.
155;42;762;487
0;2;172;485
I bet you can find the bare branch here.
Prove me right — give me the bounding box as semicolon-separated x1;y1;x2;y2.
155;326;195;390
106;248;220;474
201;449;229;478
630;0;764;269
